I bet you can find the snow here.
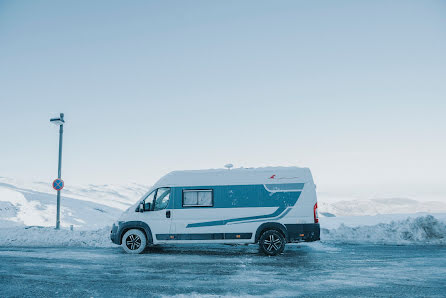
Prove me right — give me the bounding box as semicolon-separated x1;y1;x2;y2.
0;226;113;247
0;187;58;227
1;214;445;248
0;177;146;229
0;177;147;210
321;214;446;245
1;175;446;248
153;166;313;188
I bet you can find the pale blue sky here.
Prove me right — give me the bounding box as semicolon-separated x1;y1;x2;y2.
0;1;445;200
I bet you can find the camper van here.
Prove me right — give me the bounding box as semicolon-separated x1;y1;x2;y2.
110;167;320;255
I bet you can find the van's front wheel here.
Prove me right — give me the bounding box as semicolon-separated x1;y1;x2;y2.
259;230;285;256
122;229;147;254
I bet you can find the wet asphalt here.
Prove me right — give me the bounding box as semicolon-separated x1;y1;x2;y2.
0;243;445;297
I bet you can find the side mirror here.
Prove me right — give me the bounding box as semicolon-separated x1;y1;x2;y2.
139;203;144;213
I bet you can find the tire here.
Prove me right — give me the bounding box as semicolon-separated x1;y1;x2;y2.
259;230;286;256
121;229;147;254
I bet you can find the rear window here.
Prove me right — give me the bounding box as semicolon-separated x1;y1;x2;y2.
182;190;213;207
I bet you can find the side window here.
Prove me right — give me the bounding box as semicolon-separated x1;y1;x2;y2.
143;190;156;211
182;190;213;207
154;187;170;211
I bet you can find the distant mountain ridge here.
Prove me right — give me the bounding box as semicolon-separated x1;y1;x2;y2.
319;197;446;217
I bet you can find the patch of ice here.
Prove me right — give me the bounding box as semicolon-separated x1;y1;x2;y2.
297;241;340;251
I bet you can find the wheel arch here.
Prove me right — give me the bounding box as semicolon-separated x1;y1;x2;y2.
255;222;289;243
118;221;153;244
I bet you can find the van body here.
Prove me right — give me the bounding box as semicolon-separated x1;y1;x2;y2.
110;167;320;255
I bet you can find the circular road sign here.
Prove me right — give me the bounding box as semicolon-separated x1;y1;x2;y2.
52;178;64;191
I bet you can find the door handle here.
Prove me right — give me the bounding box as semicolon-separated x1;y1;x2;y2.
166;210;171;218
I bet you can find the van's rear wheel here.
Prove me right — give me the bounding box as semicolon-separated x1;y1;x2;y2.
259;230;285;256
122;229;146;254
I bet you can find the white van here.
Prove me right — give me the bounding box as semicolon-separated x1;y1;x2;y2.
110;167;320;255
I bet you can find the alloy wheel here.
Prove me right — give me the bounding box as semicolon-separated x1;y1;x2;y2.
126;234;142;250
263;234;282;253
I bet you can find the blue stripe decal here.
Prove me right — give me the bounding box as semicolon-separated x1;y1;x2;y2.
228;207;292;225
186;206;286;228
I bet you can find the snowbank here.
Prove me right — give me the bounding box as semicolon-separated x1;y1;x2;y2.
321;215;446;245
1;215;445;248
0;226;114;248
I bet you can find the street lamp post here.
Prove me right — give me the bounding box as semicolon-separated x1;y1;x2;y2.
50;113;65;229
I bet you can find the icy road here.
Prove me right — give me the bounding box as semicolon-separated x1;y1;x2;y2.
1;243;445;297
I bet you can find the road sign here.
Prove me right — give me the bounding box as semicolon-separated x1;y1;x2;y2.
52;178;64;191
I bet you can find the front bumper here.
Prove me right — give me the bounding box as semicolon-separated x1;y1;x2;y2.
285;223;320;242
110;223;120;245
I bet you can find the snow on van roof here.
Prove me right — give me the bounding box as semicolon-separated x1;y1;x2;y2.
153;166;313;187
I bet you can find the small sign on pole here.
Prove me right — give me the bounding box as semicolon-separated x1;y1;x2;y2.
52;178;64;191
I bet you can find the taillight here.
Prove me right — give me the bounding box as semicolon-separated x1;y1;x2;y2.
314;202;319;223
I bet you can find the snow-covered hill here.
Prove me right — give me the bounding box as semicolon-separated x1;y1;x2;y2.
1;175;446;231
0;177;147;229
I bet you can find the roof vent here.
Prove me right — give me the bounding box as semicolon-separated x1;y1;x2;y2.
224;164;233;170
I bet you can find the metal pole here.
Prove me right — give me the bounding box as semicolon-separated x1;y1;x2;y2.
56;113;64;229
